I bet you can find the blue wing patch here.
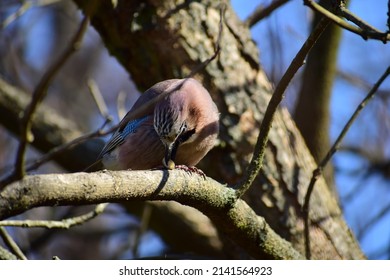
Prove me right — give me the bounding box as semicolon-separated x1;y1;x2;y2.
99;116;148;158
121;116;148;138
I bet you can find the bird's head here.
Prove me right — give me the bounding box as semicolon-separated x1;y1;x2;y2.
153;93;196;170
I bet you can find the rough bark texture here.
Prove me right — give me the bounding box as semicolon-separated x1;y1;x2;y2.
0;170;304;259
70;0;364;259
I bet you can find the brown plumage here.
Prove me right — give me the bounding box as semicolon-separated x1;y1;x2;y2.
100;78;219;170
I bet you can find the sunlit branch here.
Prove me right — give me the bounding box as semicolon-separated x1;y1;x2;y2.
0;227;27;260
0;203;107;229
304;0;390;42
87;78;112;122
235;18;330;199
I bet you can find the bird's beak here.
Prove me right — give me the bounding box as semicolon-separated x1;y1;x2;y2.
162;140;180;170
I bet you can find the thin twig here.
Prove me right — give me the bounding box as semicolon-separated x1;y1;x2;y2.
336;0;382;34
304;0;390;42
116;90;128;120
245;0;291;27
14;16;90;180
87;78;112;121
0;118;110;188
0;245;17;260
0;203;108;229
26;116;111;173
1;0;61;29
235;18;330;199
303;66;390;259
0;227;27;260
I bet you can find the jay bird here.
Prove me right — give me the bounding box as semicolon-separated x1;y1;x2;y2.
99;78;219;171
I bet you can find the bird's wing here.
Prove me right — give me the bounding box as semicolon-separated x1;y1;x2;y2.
98;116;148;158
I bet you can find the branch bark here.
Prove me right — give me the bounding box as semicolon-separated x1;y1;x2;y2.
0;170;303;260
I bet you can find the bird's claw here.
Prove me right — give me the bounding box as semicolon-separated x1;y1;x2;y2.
174;165;206;179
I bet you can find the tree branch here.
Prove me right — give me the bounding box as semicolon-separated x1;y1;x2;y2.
0;170;303;260
304;0;390;42
235;18;330;198
245;0;291;27
0;245;17;260
0;227;27;260
1;0;61;29
0;203;107;229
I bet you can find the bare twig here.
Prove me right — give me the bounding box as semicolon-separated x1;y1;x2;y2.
0;203;107;229
116;90;128;120
14;16;89;180
0;118;109;187
235;18;330;198
29;120;109;171
0;227;27;260
304;0;390;42
338;4;383;34
0;245;17;260
245;0;291;27
87;78;112;121
1;0;61;29
303;66;390;259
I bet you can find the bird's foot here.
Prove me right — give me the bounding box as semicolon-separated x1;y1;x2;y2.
175;165;206;178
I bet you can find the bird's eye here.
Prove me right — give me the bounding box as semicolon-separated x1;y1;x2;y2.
177;128;195;144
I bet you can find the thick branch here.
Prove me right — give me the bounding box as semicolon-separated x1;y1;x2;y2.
0;170;303;260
